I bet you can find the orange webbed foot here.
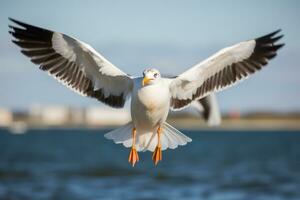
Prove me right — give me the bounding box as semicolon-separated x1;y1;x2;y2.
128;147;139;167
152;146;162;165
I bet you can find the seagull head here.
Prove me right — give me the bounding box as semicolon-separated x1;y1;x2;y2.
142;68;161;86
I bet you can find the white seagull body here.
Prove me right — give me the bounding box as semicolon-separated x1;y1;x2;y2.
9;18;284;166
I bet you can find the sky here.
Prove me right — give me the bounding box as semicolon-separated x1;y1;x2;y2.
0;0;299;113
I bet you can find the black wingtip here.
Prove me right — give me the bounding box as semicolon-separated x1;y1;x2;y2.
8;18;16;33
276;43;285;50
8;17;53;35
9;17;21;26
256;29;284;46
266;29;282;38
9;17;27;28
274;29;282;34
271;35;284;43
9;18;23;32
272;29;282;36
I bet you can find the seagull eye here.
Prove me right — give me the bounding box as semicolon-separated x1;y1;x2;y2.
154;73;158;78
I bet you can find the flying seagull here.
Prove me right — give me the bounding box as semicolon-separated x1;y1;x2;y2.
9;18;284;166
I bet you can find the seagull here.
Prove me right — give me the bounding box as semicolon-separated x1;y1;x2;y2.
9;18;284;166
192;94;221;126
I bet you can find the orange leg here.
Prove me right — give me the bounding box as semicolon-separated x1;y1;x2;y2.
128;127;139;167
152;126;162;165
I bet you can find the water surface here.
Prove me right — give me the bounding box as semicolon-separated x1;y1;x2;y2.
0;129;299;200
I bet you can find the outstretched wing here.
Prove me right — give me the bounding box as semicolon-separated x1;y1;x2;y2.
169;30;284;110
9;18;133;108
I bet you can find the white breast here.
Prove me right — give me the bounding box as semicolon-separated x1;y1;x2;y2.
131;78;170;130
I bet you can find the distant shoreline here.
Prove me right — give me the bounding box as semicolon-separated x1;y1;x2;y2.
2;107;300;132
167;117;300;131
2;117;300;135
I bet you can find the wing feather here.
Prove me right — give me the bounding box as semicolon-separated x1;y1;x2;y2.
169;30;284;110
9;18;133;108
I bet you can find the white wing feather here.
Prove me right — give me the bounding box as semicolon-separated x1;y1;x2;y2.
169;30;284;110
10;18;133;108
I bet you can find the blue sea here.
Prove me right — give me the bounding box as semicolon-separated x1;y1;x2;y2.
0;128;299;200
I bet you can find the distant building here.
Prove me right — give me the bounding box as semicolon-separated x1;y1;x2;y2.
85;107;130;126
69;107;85;126
228;109;241;119
29;105;70;126
0;108;13;127
42;106;70;126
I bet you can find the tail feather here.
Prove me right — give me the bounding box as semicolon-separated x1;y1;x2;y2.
164;123;192;145
104;122;133;147
163;122;192;146
104;122;192;152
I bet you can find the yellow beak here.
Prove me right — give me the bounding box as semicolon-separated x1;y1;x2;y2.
142;77;153;86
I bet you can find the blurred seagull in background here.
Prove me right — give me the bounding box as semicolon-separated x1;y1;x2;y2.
192;94;221;126
165;74;221;126
9;18;284;166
